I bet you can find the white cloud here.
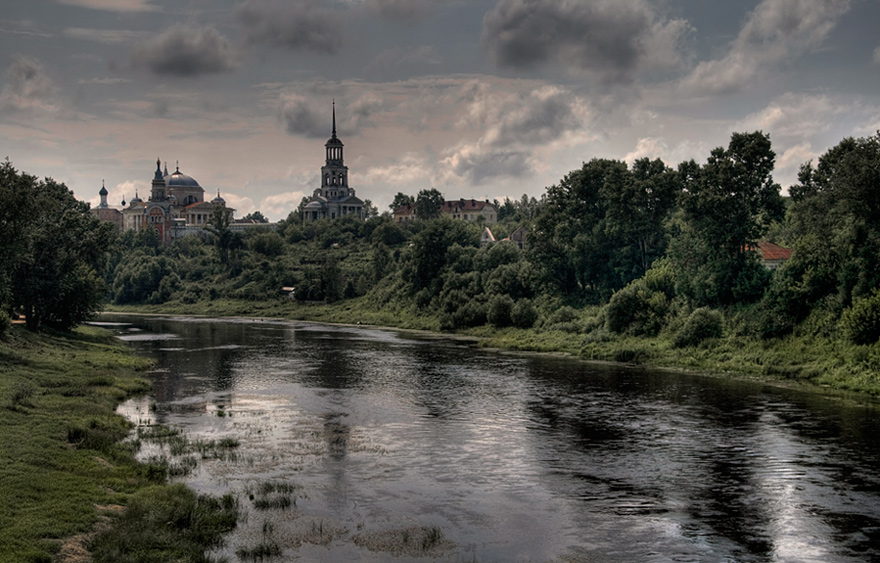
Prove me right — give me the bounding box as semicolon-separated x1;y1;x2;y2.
64;27;149;44
220;192;255;216
680;0;851;96
259;191;307;218
78;77;131;85
624;137;667;164
738;93;837;139
87;180;148;209
56;0;159;12
777;141;816;171
362;152;431;186
437;82;592;184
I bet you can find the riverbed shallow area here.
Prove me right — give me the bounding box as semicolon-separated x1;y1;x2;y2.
100;314;880;562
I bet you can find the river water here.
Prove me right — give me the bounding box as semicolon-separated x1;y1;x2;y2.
101;314;880;562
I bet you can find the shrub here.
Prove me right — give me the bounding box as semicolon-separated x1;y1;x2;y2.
605;279;669;336
249;232;285;257
841;291;880;345
546;305;577;325
673;307;723;348
488;294;514;327
452;299;487;329
511;299;538;328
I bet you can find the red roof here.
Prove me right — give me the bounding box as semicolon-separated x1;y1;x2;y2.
755;241;792;261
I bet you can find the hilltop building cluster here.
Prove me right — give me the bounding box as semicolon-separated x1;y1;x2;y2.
92;101;511;243
92;160;230;245
391;199;498;224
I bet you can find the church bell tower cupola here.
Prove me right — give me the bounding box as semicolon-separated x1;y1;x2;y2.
304;100;364;222
150;158;166;202
325;99;344;165
321;99;349;191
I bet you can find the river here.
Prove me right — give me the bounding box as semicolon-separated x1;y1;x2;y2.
99;314;880;562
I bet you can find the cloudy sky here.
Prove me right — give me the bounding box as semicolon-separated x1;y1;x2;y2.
1;0;878;220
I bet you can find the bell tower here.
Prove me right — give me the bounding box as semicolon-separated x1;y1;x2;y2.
150;158;166;202
320;100;349;195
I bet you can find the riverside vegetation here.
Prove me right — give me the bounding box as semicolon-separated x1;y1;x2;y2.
0;325;238;563
106;131;880;396
1;131;880;559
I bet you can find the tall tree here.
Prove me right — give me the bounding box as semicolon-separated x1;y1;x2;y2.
530;158;679;300
415;188;444;220
389;192;415;211
672;131;784;305
782;133;880;309
0;160;33;318
205;206;242;267
363;199;379;218
241;211;268;223
2;163;115;330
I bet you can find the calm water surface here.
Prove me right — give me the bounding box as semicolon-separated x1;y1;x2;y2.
101;315;880;562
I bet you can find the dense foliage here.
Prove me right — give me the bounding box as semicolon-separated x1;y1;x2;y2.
97;131;880;352
0;160;114;331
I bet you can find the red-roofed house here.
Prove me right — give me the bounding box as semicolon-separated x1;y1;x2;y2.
753;241;793;270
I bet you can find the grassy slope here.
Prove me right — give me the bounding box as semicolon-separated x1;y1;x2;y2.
108;297;880;397
0;325;153;562
0;325;237;563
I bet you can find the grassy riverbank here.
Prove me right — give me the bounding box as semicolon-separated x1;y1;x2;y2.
107;297;880;398
0;325;237;563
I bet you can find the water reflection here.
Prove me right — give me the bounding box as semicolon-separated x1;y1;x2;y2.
103;314;880;562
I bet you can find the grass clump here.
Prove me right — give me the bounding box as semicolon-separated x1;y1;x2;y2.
352;525;453;556
90;484;238;563
247;480;302;511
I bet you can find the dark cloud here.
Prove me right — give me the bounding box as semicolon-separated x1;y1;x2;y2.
277;90;383;139
491;87;579;147
278;94;326;138
236;0;342;54
0;54;57;113
130;26;238;77
448;148;532;184
347;92;384;131
482;0;672;83
364;0;442;23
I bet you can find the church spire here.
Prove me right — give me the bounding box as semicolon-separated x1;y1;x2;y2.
332;98;337;139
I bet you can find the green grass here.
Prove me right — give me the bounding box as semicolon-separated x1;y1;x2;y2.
89;484;238;563
0;325;238;563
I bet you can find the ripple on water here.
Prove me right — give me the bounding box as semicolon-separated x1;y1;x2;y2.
108;314;880;563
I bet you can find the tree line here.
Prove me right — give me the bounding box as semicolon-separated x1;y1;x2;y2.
3;131;880;346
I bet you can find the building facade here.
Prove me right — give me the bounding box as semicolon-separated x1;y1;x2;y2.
392;198;497;224
93;159;231;244
303;102;364;221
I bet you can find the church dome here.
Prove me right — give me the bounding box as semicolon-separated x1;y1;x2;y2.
166;166;201;188
304;200;325;209
212;190;225;204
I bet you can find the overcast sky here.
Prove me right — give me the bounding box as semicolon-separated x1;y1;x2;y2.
1;0;878;220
